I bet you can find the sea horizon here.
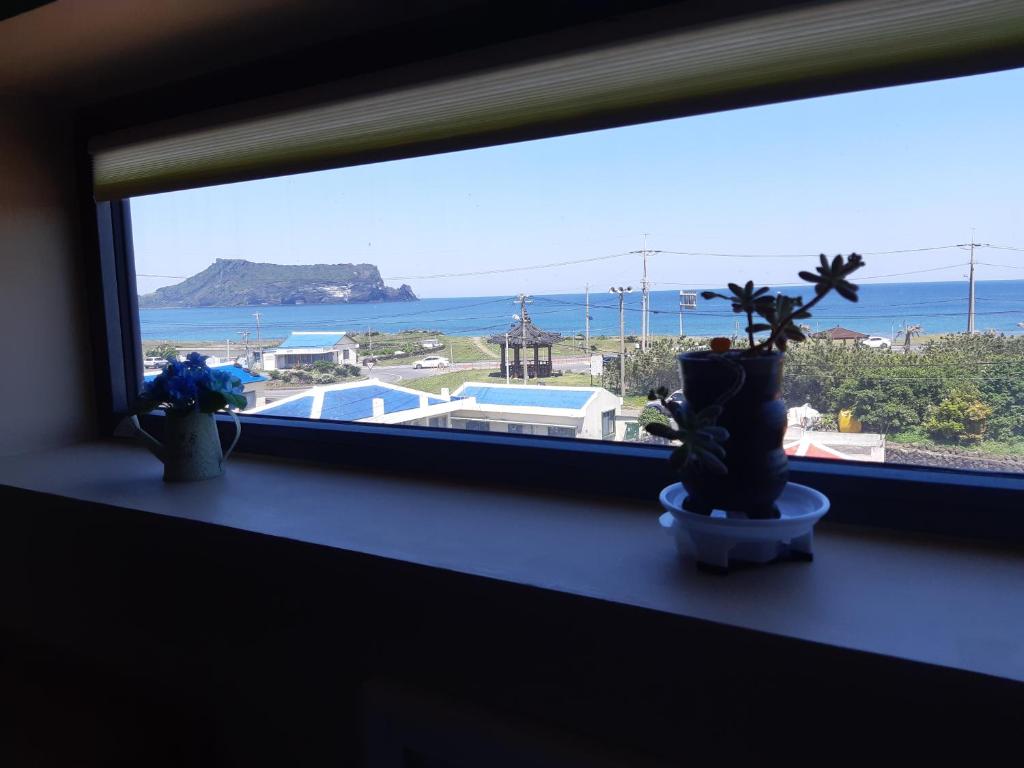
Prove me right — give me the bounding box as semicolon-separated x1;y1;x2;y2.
140;278;1024;342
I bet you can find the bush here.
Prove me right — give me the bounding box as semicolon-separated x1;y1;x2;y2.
145;343;178;359
924;387;993;445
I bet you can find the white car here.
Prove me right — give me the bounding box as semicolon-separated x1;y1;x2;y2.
413;355;450;369
861;336;892;349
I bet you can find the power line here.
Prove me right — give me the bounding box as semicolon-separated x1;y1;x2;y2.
383;252;632;280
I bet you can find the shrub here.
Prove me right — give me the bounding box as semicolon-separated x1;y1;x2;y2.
924;387;993;445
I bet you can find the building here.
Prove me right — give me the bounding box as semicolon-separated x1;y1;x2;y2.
811;326;869;345
250;379;465;426
784;427;886;462
250;379;622;440
145;363;268;409
262;331;359;371
449;382;621;440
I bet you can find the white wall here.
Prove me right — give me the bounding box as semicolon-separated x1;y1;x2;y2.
0;100;94;455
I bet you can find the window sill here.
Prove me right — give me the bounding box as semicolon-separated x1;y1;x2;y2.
1;440;1022;684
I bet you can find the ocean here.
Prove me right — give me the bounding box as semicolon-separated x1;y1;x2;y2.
140;279;1024;342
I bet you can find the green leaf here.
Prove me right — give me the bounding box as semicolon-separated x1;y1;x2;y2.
645;422;680;440
226;393;248;410
198;390;227;414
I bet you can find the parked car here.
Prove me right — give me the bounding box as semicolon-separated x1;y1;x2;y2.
413;355;450;369
861;336;892;349
420;339;443;350
143;356;167;369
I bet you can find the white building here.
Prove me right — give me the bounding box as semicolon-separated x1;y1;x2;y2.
262;331;359;371
448;382;622;440
248;380;623;440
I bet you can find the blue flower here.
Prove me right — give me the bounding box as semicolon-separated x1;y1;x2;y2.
134;354;248;415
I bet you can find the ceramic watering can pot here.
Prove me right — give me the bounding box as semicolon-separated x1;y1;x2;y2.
130;410;241;482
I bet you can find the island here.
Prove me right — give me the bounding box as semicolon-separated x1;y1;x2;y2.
138;259;417;307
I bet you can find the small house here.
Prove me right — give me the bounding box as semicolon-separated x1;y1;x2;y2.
262;331;359;371
811;326;869;346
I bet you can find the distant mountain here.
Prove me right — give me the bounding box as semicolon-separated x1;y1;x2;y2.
138;259;417;308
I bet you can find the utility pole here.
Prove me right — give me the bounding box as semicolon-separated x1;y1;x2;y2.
640;234;650;351
226;338;231;362
610;286;632;397
968;237;977;334
516;294;532;383
960;231;989;334
237;330;250;366
252;313;263;366
584;283;590;352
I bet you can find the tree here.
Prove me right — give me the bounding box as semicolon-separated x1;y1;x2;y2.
902;323;922;349
144;343;178;359
924;386;992;445
637;404;671;443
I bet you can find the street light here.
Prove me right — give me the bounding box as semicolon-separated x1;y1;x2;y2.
609;287;632;397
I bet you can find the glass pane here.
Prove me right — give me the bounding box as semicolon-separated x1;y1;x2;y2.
131;68;1024;473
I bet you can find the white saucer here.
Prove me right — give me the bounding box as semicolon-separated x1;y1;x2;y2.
658;482;830;572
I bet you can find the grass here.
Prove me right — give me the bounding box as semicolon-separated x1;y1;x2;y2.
405;369;602;395
888;429;1024;456
365;334;498;366
402;368;650;411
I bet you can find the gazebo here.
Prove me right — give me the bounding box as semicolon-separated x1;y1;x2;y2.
811;326;868;346
488;311;562;379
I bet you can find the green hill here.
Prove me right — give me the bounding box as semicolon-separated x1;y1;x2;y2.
138;259;417;307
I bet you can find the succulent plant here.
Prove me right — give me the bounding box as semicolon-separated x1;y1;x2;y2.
643;253;865;467
644;387;730;474
701;253;865;354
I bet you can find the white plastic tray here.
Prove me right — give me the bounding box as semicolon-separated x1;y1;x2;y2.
659;482;830;572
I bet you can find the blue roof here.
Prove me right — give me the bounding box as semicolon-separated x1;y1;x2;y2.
320;385;443;421
278;332;347;349
257;395;315;418
144;363;267;384
457;385;593;409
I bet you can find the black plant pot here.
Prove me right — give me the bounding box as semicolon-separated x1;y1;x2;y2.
677;351;788;518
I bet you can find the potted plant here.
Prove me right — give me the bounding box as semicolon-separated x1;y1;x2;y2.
129;353;247;481
646;253;865;519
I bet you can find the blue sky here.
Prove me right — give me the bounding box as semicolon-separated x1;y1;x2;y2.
131;67;1024;299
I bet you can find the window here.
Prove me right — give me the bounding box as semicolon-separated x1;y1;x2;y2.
601;410;616;440
547;426;576;439
93;4;1024;543
507;424;533;435
129;67;1024;477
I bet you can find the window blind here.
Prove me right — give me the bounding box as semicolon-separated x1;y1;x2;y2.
91;0;1024;200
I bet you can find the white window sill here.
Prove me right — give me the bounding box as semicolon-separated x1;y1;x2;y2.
1;440;1022;683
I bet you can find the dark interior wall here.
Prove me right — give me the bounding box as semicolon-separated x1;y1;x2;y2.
0;99;93;455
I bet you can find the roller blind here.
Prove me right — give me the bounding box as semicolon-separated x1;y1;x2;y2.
91;0;1024;200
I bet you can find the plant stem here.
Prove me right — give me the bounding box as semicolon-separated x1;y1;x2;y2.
758;290;829;352
746;309;755;350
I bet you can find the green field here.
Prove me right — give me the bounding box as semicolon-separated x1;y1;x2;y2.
402;368;648;409
404;369;599;394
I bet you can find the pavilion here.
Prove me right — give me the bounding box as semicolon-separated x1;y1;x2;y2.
488;311;562;380
811;326;869;346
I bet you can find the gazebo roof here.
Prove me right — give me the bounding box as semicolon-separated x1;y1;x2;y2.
487;310;562;348
811;325;868;341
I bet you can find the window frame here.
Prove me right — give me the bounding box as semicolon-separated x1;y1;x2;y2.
91;133;1024;548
